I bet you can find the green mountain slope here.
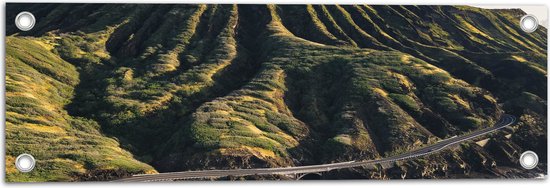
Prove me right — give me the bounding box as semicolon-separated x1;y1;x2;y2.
5;4;547;181
5;37;156;182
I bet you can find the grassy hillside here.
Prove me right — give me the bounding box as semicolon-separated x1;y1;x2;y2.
5;4;547;180
5;37;156;182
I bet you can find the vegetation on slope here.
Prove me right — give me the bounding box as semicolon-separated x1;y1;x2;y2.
5;3;547;180
5;37;155;182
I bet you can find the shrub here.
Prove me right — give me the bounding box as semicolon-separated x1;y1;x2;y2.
389;93;421;112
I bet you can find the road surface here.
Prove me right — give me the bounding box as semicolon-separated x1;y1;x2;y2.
115;114;516;182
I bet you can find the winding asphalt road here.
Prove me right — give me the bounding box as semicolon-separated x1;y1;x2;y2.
115;114;516;182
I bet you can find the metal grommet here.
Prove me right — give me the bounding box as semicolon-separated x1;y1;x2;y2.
15;153;36;173
15;11;36;31
519;151;538;170
520;14;538;33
